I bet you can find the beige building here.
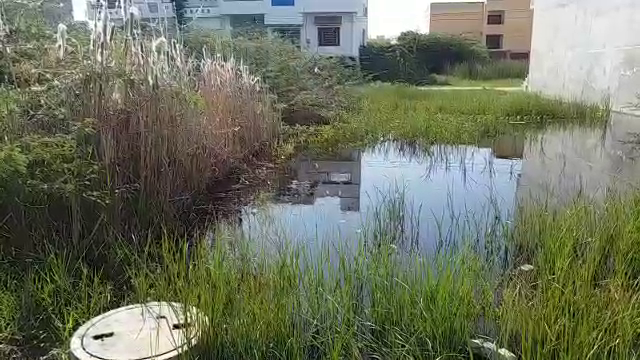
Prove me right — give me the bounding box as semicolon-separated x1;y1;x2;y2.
429;0;533;59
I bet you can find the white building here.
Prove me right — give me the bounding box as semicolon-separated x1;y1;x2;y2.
528;0;640;114
86;0;368;58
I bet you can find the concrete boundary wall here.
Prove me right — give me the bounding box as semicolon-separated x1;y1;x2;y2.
528;0;640;113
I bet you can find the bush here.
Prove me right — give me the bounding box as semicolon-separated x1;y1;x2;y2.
185;30;358;125
396;32;489;73
0;6;280;252
0;124;109;253
360;32;489;85
450;60;529;80
359;42;433;85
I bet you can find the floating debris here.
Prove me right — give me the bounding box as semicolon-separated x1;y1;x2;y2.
469;339;517;360
519;264;535;272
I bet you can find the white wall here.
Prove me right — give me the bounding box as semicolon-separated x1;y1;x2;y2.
189;16;231;34
300;0;363;13
529;0;640;113
94;0;175;21
302;13;359;57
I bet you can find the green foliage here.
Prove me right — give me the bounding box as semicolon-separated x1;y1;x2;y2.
434;76;524;88
0;274;19;343
296;85;609;155
0;0;89;87
0;254;115;354
0;3;279;252
451;60;529;81
360;32;489;85
359;42;434;85
0;122;109;252
396;31;490;73
501;196;640;359
184;30;359;123
0;144;28;186
0;196;494;358
4;191;640;359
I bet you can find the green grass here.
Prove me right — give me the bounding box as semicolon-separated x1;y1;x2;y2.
0;192;495;359
293;85;609;155
432;76;524;88
501;196;640;359
3;192;640;359
450;60;530;81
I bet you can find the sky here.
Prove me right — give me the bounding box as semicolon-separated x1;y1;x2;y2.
369;0;474;38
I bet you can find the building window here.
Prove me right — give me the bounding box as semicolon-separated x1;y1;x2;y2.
147;3;159;13
318;27;340;47
272;0;294;5
487;11;504;25
272;27;301;45
486;34;503;50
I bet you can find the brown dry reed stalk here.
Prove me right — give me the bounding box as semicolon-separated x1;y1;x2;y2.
69;8;279;219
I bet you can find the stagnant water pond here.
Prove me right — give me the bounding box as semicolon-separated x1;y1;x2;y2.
241;113;640;254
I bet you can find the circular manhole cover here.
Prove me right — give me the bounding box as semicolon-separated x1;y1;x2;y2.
70;302;204;360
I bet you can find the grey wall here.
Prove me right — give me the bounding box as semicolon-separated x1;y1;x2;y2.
528;0;640;113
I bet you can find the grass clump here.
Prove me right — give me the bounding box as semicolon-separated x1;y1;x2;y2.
296;85;609;154
360;32;489;85
431;76;524;88
125;235;490;359
0;4;280;252
499;195;640;359
5;191;640;359
451;60;529;81
0;198;494;359
185;30;359;125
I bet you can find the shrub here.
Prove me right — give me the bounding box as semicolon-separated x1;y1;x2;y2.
450;60;529;80
396;32;489;73
360;32;489;84
359;42;433;85
0;7;280;251
0;122;110;252
184;30;358;124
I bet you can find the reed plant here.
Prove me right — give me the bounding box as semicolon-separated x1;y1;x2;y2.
0;191;493;359
4;190;640;359
0;3;280;249
296;85;609;156
451;60;529;81
77;11;279;219
500;195;640;359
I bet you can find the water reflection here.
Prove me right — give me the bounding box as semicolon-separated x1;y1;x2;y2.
243;112;640;253
243;136;523;253
276;149;362;211
517;112;640;204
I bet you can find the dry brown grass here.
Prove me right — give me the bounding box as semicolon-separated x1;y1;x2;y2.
66;14;280;217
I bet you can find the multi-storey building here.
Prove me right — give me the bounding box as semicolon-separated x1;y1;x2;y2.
429;0;533;60
85;0;368;58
